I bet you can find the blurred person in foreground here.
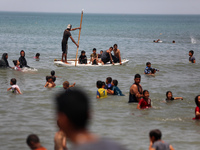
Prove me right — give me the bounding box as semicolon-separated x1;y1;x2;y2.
54;88;127;150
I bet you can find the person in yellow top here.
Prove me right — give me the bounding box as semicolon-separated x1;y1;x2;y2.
96;80;107;98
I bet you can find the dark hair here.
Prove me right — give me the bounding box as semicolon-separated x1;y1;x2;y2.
106;77;112;83
149;129;162;141
146;62;151;66
93;48;96;51
151;68;156;74
81;50;85;54
134;74;141;79
112;80;118;86
195;95;200;106
102;81;105;86
113;44;117;47
11;78;17;85
13;60;17;66
100;50;103;52
36;53;40;57
143;90;149;95
51;70;55;76
96;80;102;88
189;50;194;55
109;47;113;50
26;134;40;146
55;88;90;129
166;91;173;99
20;50;25;55
46;76;53;82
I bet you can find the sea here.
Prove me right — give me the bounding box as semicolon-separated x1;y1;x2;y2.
0;11;200;150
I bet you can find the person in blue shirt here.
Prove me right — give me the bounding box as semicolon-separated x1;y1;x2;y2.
107;80;124;96
144;62;159;75
105;77;112;90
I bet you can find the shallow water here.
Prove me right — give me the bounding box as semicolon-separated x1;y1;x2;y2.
0;12;200;150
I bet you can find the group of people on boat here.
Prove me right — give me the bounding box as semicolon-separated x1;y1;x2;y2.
61;24;122;65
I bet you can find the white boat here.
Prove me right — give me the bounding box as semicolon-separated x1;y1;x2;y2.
54;59;129;67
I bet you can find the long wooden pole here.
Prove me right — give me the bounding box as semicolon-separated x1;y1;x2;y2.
75;10;83;66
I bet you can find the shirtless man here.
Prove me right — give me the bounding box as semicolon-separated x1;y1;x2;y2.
129;74;143;103
113;44;122;65
61;24;80;64
101;47;114;65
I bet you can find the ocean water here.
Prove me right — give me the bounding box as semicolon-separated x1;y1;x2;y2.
0;12;200;150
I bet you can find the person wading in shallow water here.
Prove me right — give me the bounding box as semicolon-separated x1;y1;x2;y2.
61;24;80;64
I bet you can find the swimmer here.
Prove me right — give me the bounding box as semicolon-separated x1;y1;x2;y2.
26;134;47;150
165;91;183;101
172;40;175;43
44;76;56;88
194;95;200;120
7;78;22;94
0;53;13;68
102;81;106;89
189;50;195;63
96;80;107;99
137;90;151;109
13;60;21;71
51;70;57;82
34;53;40;61
19;50;30;68
144;62;159;75
107;80;124;96
105;77;112;90
149;129;174;150
63;81;75;92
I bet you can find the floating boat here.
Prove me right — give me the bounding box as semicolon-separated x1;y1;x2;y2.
54;59;129;67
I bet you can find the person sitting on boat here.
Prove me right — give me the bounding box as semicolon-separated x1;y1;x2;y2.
61;24;80;64
79;50;87;64
19;50;30;68
112;44;122;65
90;48;98;65
101;47;114;65
98;50;103;58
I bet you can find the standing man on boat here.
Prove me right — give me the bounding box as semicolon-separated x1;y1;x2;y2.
61;24;80;64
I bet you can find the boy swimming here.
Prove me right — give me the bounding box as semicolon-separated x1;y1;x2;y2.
96;80;107;99
149;129;174;150
107;80;124;96
189;50;195;63
7;78;22;94
137;90;151;109
144;62;159;75
51;70;56;82
63;81;76;92
13;60;21;71
44;76;56;88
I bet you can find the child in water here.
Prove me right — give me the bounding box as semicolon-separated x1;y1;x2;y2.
13;60;21;71
189;50;195;63
137;90;151;109
105;77;112;90
63;81;76;91
165;91;183;101
149;129;174;150
144;62;159;75
44;76;56;88
7;78;22;94
79;50;87;64
96;80;107;99
50;70;56;82
34;53;40;61
107;80;124;96
194;95;200;120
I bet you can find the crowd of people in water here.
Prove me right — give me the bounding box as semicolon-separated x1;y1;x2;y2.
1;23;198;150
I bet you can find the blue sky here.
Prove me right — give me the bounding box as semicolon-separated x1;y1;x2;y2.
0;0;200;14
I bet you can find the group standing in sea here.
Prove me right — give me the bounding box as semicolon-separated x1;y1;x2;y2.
1;22;198;150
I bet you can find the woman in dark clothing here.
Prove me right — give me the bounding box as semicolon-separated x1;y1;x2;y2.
19;50;30;68
0;53;12;68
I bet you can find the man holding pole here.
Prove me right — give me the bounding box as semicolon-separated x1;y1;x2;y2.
61;24;80;64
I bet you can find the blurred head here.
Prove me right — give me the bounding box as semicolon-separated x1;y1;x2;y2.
96;80;102;88
143;90;149;99
26;134;40;149
100;50;103;54
102;81;105;89
149;129;162;143
134;74;141;84
51;70;55;76
63;81;69;89
112;80;118;86
113;44;118;49
93;48;96;54
2;53;8;60
195;95;200;107
166;91;173;100
106;77;112;84
10;78;17;85
189;50;194;56
35;53;40;58
20;50;25;57
55;88;90;136
146;62;151;67
81;50;85;56
109;47;113;51
67;24;72;30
